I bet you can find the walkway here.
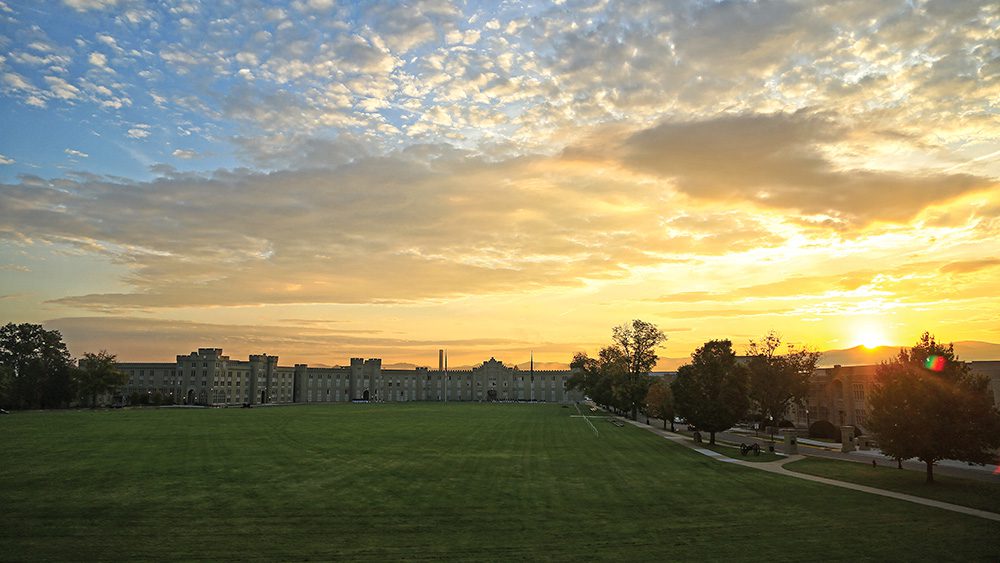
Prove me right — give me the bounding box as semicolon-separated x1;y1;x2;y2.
623;418;1000;523
641;415;1000;482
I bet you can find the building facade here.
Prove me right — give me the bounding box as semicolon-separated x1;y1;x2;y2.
788;361;1000;433
118;349;584;406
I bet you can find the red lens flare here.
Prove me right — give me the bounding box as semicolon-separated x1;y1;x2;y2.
924;355;946;372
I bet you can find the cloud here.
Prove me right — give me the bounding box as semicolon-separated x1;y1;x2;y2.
126;124;151;139
87;51;111;71
64;148;89;158
44;76;80;100
171;148;198;159
63;0;121;11
3;72;34;91
0;153;13;165
95;33;123;53
1;142;776;311
619;112;994;225
45;316;534;364
940;259;1000;275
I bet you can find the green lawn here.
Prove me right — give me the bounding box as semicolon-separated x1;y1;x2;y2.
784;456;1000;514
1;404;998;561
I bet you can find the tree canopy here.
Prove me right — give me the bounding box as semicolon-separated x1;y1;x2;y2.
75;350;127;408
0;323;75;409
867;332;1000;483
645;378;675;431
568;320;666;419
671;339;749;445
745;331;821;427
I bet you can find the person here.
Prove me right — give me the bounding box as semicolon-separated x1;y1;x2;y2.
872;459;877;468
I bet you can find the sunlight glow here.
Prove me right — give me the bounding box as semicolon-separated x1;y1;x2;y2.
855;324;889;349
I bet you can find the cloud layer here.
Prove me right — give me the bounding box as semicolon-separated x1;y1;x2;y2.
0;0;998;361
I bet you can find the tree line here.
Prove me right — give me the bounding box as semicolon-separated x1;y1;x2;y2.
569;320;1000;483
568;322;821;444
0;323;126;410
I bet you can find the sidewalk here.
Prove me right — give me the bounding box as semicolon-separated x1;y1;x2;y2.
623;418;1000;523
639;414;1000;482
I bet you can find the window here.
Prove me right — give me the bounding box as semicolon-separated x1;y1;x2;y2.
852;384;865;403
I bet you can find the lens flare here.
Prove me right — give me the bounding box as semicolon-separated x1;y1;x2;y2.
924;355;946;372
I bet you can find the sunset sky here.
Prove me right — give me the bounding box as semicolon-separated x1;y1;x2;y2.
1;0;998;367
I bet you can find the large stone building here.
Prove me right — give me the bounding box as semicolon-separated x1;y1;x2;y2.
117;348;584;406
788;361;1000;432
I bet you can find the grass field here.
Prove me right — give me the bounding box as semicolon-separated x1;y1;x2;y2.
2;404;998;561
784;456;1000;513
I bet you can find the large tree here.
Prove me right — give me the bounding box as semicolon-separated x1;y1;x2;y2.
611;320;667;420
671;340;749;445
567;348;627;414
645;378;675;431
745;331;821;428
0;323;75;409
867;333;1000;483
75;350;128;408
568;320;666;419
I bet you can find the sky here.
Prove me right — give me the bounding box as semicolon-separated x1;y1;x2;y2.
0;0;998;368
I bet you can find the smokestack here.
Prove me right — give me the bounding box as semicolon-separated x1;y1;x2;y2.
439;349;444;373
531;351;534;378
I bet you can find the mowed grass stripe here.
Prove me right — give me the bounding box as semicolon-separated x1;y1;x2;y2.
1;404;997;561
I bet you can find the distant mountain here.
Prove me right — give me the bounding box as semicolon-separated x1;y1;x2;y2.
817;341;1000;367
815;346;899;367
383;362;420;370
515;361;569;371
657;357;691;371
382;360;570;371
656;340;1000;370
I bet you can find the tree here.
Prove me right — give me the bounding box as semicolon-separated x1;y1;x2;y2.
75;350;127;408
671;340;749;445
745;331;821;428
645;379;675;431
567;349;626;414
0;323;74;409
867;332;1000;483
611;320;667;420
568;320;667;419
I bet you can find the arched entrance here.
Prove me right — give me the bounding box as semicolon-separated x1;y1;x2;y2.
486;389;498;402
363;389;370;401
186;389;195;405
260;390;266;404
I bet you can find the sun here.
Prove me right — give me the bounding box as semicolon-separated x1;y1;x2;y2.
856;326;888;349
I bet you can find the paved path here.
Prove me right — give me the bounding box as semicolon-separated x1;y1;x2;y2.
623;418;1000;523
640;415;1000;482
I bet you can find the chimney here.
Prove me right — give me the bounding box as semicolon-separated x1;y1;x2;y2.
439;349;444;373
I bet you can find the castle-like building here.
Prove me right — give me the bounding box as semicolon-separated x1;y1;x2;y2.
117;348;584;406
785;361;1000;432
114;348;999;436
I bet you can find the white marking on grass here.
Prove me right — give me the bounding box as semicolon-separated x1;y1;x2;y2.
575;403;599;436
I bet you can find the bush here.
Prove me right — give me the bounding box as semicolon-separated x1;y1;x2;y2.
778;419;795;428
